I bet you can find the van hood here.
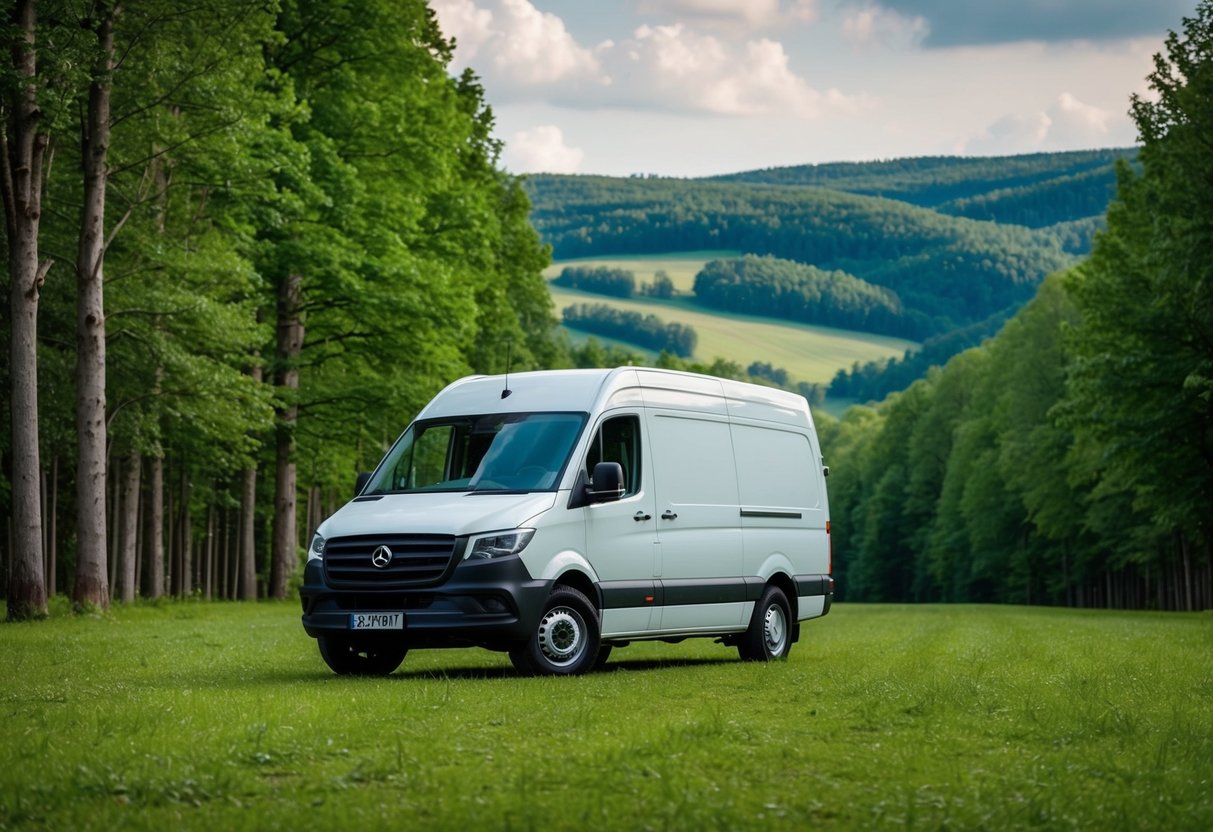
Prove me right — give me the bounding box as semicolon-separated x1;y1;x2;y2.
317;491;559;541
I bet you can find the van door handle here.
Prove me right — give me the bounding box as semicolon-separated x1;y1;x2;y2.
633;511;651;522
661;510;678;520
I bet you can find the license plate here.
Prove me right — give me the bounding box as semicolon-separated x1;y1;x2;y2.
350;612;403;630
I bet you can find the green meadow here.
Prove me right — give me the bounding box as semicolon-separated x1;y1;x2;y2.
2;601;1210;830
545;253;916;385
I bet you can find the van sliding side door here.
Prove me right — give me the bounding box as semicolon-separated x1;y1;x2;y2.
644;409;745;632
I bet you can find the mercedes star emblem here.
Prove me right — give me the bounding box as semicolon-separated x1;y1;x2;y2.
371;545;394;569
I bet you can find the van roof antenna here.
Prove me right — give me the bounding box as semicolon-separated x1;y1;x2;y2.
501;341;513;399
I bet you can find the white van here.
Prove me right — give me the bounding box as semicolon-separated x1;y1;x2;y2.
300;367;833;676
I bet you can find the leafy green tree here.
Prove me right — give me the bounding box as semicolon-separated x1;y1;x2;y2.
1061;3;1213;609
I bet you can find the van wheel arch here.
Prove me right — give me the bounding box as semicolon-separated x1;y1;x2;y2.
766;572;798;621
552;569;601;613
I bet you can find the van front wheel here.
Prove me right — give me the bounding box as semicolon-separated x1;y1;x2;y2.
738;586;792;662
510;586;601;676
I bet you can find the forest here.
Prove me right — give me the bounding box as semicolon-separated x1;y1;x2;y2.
693;255;916;337
820;5;1213;610
526;174;1080;337
3;0;1210;617
552;265;636;298
0;0;565;617
710;147;1133;228
561;303;697;357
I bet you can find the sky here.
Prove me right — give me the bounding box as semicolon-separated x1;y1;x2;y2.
429;0;1195;178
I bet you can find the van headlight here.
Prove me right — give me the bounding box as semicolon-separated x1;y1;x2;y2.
308;533;326;562
466;529;535;560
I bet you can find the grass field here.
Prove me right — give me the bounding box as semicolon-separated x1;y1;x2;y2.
3;601;1210;830
545;253;916;385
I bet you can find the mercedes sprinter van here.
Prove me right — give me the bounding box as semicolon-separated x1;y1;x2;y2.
300;367;833;676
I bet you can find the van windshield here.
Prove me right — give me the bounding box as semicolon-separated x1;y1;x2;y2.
364;412;587;495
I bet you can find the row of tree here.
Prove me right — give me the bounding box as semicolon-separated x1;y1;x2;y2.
693;255;919;338
821;5;1213;611
562;303;697;358
1;0;560;618
552;265;636;298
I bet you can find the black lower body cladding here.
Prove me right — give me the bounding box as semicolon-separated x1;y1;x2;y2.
299;555;552;651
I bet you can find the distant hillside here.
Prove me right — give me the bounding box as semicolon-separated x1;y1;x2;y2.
708;148;1135;226
524;174;1078;336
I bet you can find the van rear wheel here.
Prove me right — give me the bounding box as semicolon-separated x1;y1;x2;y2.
738;586;792;662
510;586;601;676
318;637;408;676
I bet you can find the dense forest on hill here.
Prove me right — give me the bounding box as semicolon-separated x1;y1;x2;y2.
525;174;1078;337
821;7;1213;611
710;148;1133;225
827;310;1014;402
693;255;914;337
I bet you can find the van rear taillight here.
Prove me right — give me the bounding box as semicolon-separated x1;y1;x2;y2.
826;520;832;575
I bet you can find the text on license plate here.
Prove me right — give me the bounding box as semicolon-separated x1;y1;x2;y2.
350;612;403;630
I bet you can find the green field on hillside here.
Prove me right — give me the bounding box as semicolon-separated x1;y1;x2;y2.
3;601;1209;830
546;254;916;385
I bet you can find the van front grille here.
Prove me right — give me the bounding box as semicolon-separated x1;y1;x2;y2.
323;534;458;587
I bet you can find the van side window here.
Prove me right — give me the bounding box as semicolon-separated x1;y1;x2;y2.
586;415;641;497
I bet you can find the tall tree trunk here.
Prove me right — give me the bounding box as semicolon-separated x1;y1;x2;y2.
204;502;215;600
1;0;51;620
47;454;57;596
166;457;176;595
107;453;118;598
239;464;258;600
179;468;192;596
73;1;117;610
238;363;262;600
144;451;164;599
117;448;141;602
270;272;303;598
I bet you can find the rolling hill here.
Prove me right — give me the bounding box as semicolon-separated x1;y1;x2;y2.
525;149;1133;399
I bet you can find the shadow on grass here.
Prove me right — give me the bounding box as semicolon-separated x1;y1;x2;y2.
163;654;739;688
392;655;736;681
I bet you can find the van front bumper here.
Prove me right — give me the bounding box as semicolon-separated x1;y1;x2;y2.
299;556;551;650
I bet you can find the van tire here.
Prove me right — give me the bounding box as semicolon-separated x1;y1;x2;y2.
738;585;792;662
510;586;601;676
594;644;613;668
317;637;408;676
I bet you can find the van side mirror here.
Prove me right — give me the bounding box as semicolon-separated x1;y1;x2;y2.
586;462;624;503
354;471;372;497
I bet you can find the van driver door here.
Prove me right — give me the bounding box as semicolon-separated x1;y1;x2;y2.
581;412;660;637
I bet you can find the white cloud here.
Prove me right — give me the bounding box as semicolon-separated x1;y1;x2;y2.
841;3;927;46
431;0;605;90
431;0;494;60
607;23;861;117
433;1;860;119
505;125;585;173
963;93;1117;155
1048;92;1113;145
